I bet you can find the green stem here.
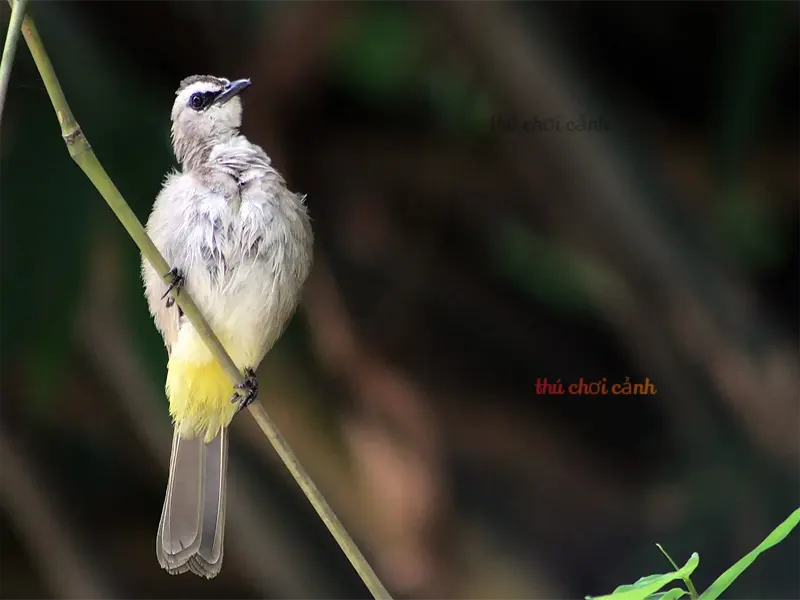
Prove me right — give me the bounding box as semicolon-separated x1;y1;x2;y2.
0;0;27;129
1;3;391;598
657;544;699;600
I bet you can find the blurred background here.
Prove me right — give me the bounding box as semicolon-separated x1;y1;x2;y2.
1;1;798;599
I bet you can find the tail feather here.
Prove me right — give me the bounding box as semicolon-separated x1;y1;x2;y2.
190;428;228;577
157;427;228;578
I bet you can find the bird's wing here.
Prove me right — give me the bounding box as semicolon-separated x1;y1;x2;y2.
142;259;181;354
142;171;187;354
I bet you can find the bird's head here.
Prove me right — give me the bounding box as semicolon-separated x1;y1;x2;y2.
170;75;251;163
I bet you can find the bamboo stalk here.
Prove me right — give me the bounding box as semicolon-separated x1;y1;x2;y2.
0;0;27;128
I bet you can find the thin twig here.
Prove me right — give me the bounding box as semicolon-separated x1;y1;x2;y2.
0;0;27;129
1;2;391;597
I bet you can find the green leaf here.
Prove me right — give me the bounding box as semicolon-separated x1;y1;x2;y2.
587;553;699;600
655;544;681;571
647;589;688;600
699;507;800;600
657;544;698;600
613;574;675;595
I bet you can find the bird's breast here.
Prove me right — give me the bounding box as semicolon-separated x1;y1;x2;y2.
182;185;287;319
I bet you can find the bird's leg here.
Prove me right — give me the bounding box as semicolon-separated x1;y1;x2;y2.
161;267;185;308
231;368;258;412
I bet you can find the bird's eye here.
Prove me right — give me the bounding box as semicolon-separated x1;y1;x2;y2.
189;93;206;110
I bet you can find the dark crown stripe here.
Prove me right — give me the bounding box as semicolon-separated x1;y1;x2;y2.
177;75;223;93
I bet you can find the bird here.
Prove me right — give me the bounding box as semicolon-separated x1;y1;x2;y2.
141;75;313;578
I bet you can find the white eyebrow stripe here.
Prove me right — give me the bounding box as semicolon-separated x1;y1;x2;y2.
176;82;222;105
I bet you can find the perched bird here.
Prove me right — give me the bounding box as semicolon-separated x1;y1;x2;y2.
141;75;313;578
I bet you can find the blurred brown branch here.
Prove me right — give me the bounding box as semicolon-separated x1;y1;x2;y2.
306;254;616;598
304;259;452;597
0;421;111;599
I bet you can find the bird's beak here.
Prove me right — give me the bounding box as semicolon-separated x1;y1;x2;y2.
212;78;251;106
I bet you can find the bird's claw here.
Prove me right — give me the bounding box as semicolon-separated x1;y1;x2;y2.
162;267;185;308
231;368;258;412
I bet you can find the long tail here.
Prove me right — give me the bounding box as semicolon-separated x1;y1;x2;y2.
156;427;229;578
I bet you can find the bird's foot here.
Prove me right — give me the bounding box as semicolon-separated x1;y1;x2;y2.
161;267;185;308
231;368;258;412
